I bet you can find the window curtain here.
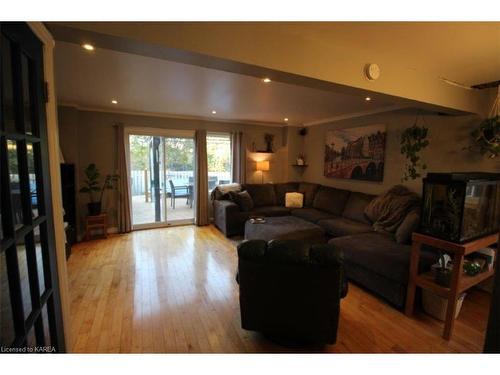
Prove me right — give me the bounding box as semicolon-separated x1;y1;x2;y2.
195;129;210;226
115;124;132;233
231;131;246;184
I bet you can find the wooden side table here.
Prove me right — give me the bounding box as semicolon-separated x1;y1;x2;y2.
85;214;108;240
405;232;498;340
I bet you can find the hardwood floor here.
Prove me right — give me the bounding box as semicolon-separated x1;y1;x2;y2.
67;225;490;353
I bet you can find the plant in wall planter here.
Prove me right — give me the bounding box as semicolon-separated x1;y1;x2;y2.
400;117;429;182
79;163;119;216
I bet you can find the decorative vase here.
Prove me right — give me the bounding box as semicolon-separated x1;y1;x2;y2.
296;158;304;165
88;202;102;216
265;141;273;153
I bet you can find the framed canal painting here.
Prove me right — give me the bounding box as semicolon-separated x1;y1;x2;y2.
324;124;386;181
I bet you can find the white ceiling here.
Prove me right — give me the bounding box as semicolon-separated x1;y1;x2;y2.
54;41;398;126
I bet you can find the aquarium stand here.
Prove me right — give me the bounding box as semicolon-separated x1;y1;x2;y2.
405;232;498;340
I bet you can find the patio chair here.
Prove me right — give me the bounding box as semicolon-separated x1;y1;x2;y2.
168;179;191;209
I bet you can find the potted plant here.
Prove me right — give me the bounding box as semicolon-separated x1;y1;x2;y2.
433;251;453;287
79;163;119;216
296;153;305;165
468;115;499;159
400;123;429;182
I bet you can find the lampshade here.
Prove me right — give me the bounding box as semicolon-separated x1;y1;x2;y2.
256;160;270;171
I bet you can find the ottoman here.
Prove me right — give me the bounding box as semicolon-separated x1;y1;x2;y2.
244;216;326;244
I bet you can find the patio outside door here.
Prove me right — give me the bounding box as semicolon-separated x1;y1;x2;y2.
128;131;195;229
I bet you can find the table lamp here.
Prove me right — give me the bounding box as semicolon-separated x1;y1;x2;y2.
256;160;270;184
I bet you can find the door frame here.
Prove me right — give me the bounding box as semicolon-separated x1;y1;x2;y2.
26;22;71;351
124;126;196;229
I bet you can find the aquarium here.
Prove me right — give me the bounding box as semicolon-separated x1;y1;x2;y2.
420;172;500;243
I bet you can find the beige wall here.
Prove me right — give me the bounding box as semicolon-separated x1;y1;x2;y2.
300;109;500;196
59;105;499;236
58;105;290;232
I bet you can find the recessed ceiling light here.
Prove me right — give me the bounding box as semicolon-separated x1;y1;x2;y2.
365;97;372;101
211;110;217;114
262;78;272;83
284;118;289;122
82;43;94;51
111;100;118;104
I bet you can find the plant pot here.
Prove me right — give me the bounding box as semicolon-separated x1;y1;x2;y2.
435;269;452;287
87;202;102;216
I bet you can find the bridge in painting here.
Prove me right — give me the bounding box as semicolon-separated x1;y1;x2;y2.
324;158;384;180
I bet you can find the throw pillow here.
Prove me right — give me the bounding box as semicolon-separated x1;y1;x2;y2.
229;190;254;212
395;210;420;244
285;192;304;208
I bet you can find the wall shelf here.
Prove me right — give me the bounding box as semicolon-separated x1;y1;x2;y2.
291;164;308;167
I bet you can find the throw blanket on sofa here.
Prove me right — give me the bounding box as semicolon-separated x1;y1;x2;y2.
364;185;420;234
210;183;241;201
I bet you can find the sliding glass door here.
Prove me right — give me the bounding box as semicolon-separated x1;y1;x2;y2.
128;131;195;228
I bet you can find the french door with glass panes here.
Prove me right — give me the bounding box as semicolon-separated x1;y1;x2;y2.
1;23;65;352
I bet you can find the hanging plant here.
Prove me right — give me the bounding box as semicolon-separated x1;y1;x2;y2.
466;89;499;158
400;117;429;181
470;116;500;158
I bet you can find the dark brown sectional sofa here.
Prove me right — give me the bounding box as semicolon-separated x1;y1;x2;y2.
213;182;437;309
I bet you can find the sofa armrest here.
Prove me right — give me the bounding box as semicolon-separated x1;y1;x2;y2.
213;199;241;236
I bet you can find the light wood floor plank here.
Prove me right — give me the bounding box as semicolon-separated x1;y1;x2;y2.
67;225;490;353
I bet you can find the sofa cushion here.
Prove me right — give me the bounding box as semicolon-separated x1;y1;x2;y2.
250;206;291;217
395;210;420;244
312;186;351;215
285;192;304;208
298;182;320;207
318;217;373;237
242;183;277;207
229;190;254;211
342;192;375;224
328;232;437;284
291;208;336;223
274;182;300;206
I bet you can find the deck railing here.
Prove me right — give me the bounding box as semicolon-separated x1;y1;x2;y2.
130;170;231;196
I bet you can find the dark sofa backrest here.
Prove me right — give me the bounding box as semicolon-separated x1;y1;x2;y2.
312;186;351;215
297;182;320;207
242;183;277;207
273;182;300;206
342;191;376;223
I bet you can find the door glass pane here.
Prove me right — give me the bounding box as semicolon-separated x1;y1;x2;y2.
41;304;51;346
27;142;39;218
0;179;3;241
26;326;36;348
0;250;16;346
1;36;16;133
21;54;34;135
17;238;32;320
34;226;46;295
7;140;23;230
129;135;165;225
165;137;194;222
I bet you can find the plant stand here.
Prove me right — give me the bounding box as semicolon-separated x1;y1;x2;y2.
405;232;498;340
85;214;108;241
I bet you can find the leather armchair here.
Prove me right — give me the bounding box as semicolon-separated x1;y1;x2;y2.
237;239;348;345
